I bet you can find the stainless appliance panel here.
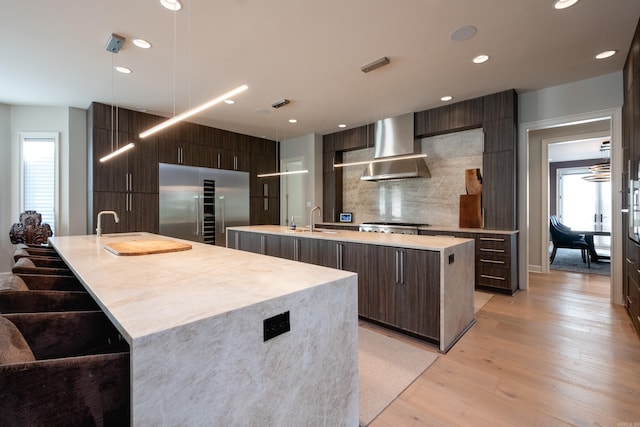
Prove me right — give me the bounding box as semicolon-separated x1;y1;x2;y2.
159;163;249;246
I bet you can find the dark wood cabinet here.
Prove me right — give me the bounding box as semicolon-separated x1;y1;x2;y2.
89;102;280;234
323;89;518;231
357;244;440;339
622;19;640;336
227;229;453;344
482;150;517;230
419;229;518;294
92;192;158;234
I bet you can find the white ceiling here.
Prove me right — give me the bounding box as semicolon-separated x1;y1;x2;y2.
1;0;639;142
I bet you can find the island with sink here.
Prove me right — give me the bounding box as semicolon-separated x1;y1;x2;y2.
47;232;359;425
226;225;476;352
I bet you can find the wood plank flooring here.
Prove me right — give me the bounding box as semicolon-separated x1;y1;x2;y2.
366;270;640;426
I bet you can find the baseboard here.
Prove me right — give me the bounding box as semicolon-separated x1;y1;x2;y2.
529;265;543;273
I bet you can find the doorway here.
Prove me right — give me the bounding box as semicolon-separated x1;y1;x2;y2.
520;108;622;304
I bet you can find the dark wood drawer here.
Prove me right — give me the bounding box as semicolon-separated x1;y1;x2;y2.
477;266;512;290
478;252;510;267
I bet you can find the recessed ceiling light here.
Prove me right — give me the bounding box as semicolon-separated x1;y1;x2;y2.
553;0;579;10
595;50;616;60
160;0;182;11
441;96;453;102
473;54;490;64
133;39;152;49
288;119;297;124
224;99;235;105
115;66;132;74
338;124;347;128
450;25;477;42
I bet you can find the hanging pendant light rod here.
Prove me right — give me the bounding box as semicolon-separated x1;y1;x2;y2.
139;84;249;139
100;34;135;163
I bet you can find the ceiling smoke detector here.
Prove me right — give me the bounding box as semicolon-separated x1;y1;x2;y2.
271;99;290;109
361;56;390;73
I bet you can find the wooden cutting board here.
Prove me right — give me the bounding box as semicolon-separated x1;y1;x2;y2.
459;194;482;228
104;240;192;256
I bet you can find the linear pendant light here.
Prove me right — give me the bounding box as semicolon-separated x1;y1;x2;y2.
139;84;249;138
333;153;427;168
257;169;309;178
100;143;135;162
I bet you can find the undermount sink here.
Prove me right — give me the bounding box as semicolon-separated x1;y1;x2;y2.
290;228;338;234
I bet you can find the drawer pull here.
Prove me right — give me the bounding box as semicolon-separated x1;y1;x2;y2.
480;274;506;281
480;259;505;265
480;237;505;242
480;248;505;253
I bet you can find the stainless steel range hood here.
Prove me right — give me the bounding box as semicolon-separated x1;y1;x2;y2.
360;113;431;181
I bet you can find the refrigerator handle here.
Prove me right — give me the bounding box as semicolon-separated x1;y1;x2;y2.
220;196;226;234
195;196;200;236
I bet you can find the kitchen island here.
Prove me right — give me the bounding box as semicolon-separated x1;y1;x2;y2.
227;225;475;352
48;232;359;426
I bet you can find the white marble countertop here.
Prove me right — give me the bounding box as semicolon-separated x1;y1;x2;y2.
227;225;473;252
317;222;518;235
48;232;356;344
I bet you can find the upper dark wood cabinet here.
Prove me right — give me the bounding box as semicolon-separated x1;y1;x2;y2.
415;98;483;138
482;89;517;122
323;89;518;231
88;102;280;233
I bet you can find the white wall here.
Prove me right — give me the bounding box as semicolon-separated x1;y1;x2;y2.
280;133;323;226
0;104;12;271
0;105;87;272
518;71;624;297
520;72;623;124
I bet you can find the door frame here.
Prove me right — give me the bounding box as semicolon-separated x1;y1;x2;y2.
540;131;611;274
519;107;622;305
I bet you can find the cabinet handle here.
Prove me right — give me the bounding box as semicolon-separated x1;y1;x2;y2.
128;173;132;192
234;232;239;249
336;244;343;269
480;237;505;242
260;235;266;254
395;250;400;284
129;194;132;212
627;296;633;305
294;239;299;262
480;259;505;264
395;250;404;284
480;248;505;253
217;153;221;169
234;155;238;170
480;274;505;281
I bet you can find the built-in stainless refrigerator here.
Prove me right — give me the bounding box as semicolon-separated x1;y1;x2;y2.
159;163;249;246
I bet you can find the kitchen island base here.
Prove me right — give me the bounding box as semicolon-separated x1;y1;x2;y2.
49;233;359;426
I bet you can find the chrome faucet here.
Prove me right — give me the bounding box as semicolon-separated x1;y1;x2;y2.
96;210;120;237
309;206;321;232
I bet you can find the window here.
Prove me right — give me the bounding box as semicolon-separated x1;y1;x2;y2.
19;132;58;235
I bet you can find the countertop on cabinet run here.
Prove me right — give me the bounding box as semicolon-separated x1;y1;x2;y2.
228;225;473;252
48;232;359;426
418;225;519;235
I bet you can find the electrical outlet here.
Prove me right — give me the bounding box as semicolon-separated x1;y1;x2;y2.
263;311;290;342
449;253;455;264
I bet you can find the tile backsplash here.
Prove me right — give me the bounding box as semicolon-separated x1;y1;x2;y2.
342;128;483;227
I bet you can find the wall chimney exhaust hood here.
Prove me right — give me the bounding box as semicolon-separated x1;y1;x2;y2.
360;113;430;181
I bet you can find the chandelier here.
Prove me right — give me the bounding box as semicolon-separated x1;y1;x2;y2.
582;141;610;182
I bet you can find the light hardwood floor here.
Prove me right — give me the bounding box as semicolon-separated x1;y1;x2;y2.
368;270;640;426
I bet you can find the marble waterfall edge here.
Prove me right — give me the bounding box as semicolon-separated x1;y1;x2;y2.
131;275;359;426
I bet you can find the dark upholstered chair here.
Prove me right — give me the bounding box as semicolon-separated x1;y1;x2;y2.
0;311;130;425
9;211;53;246
549;215;591;268
12;257;74;276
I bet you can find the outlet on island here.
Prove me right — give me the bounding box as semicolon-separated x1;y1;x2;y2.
263;311;290;342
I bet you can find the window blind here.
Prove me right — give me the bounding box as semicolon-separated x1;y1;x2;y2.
22;137;56;234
